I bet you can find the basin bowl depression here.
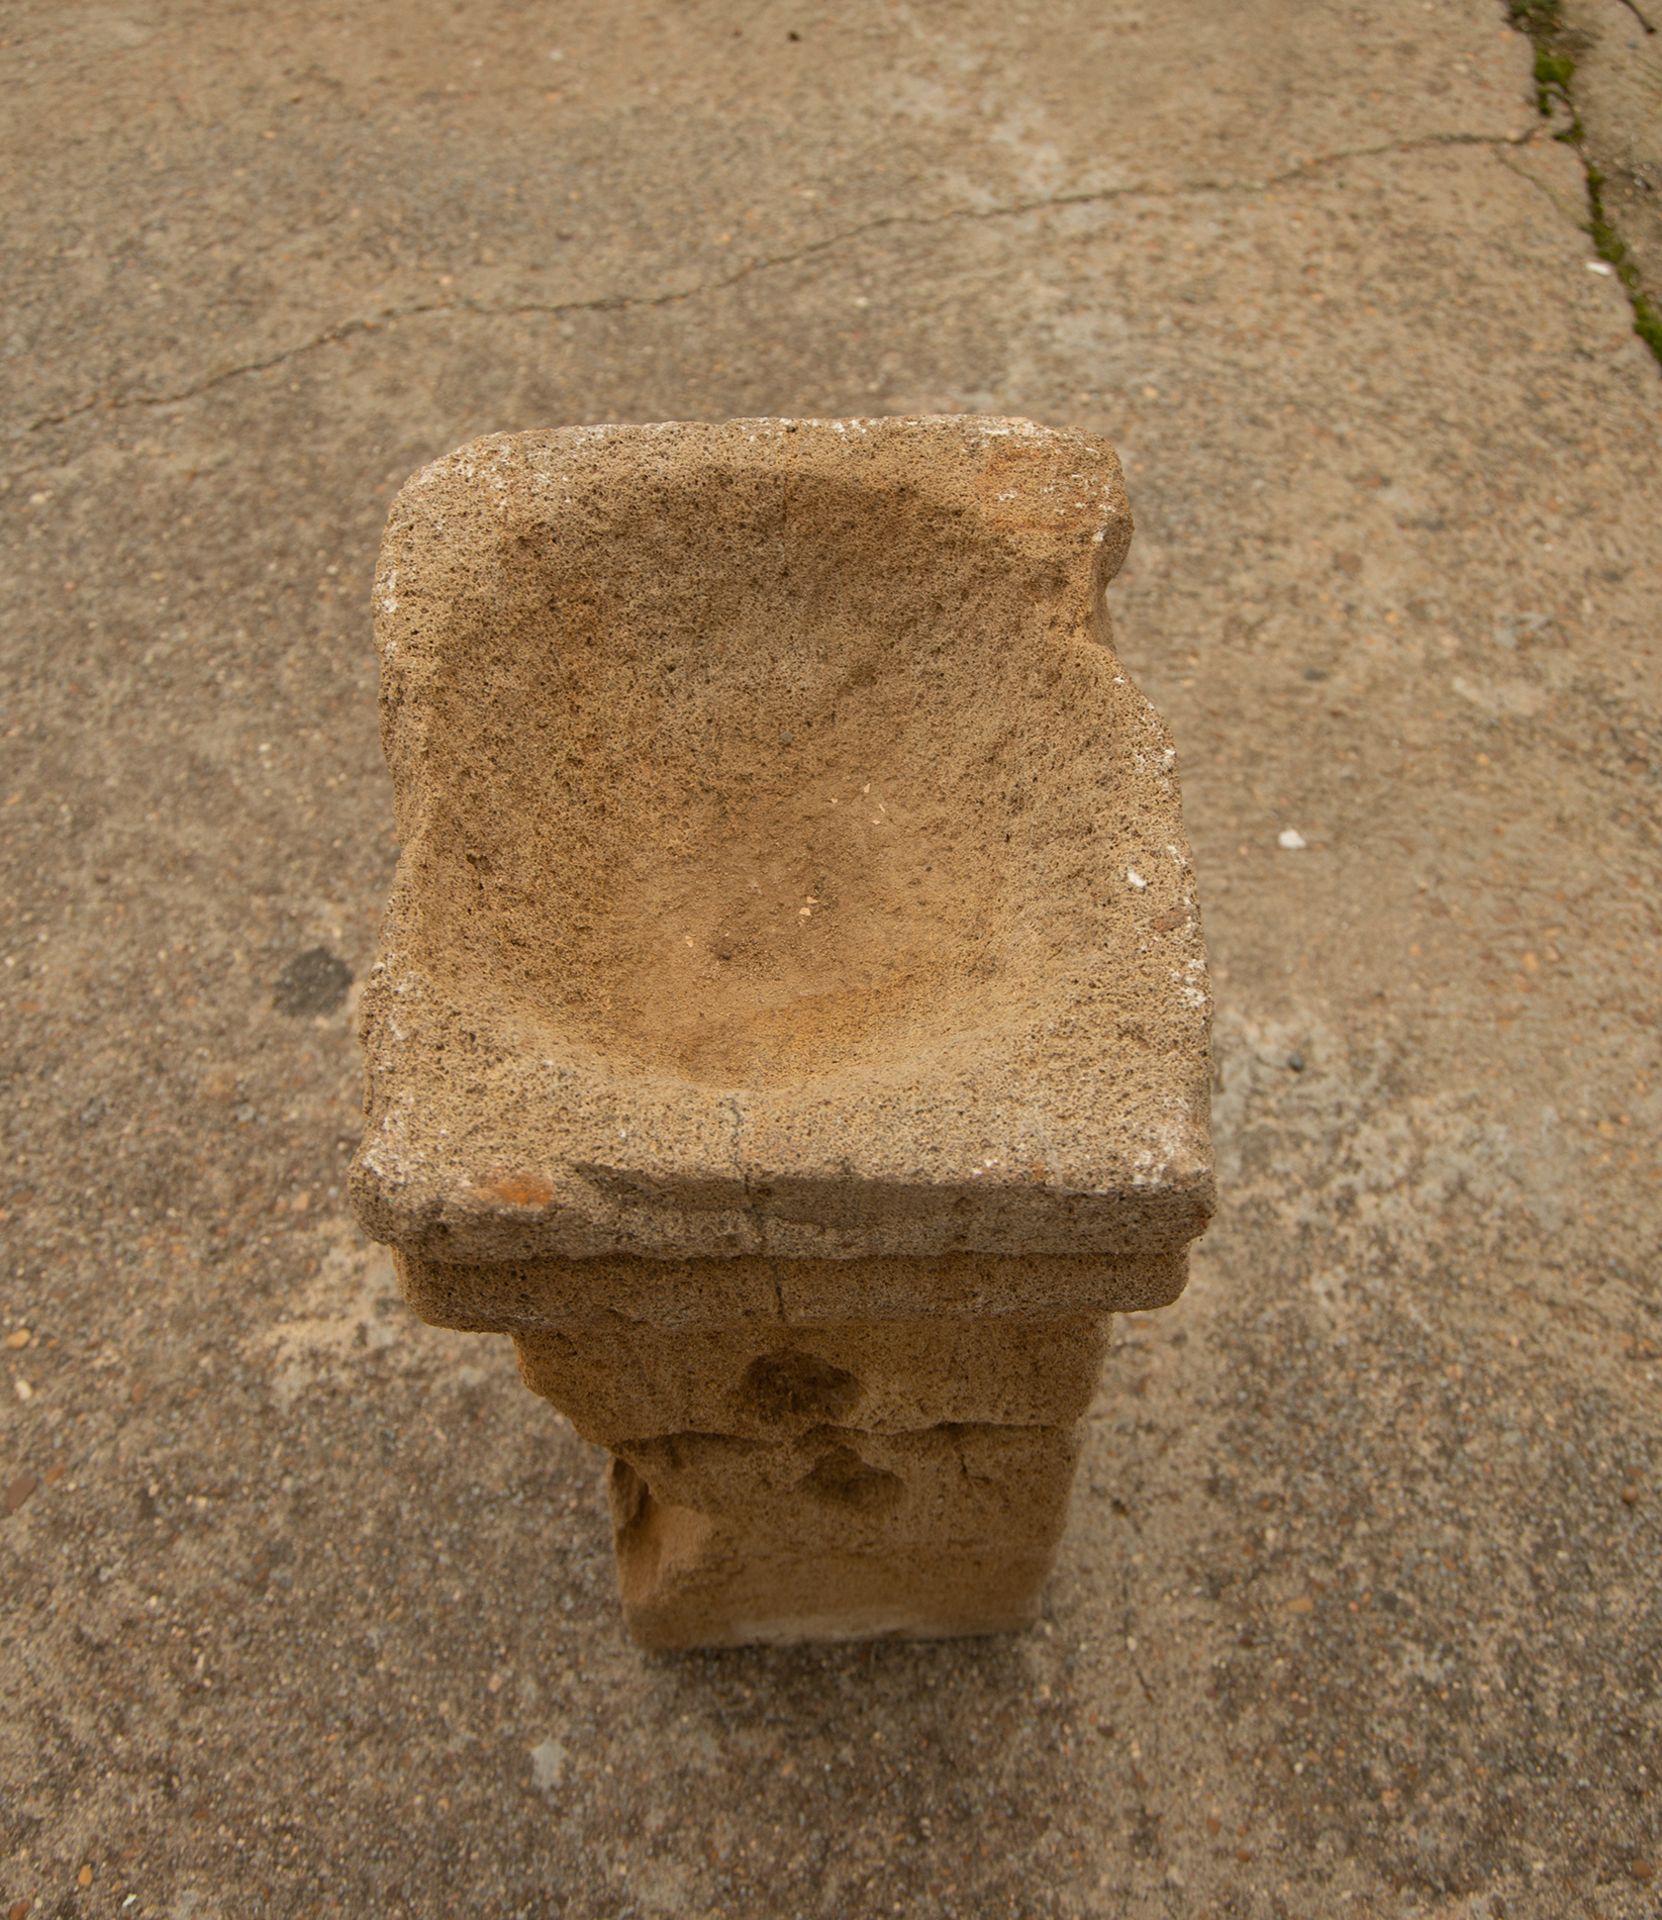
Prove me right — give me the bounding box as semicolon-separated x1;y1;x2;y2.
351;417;1213;1327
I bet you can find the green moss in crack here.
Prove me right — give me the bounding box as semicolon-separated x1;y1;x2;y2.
1533;45;1576;107
1589;168;1626;264
1507;0;1578;116
1632;297;1662;360
1588;166;1662;360
1506;0;1662;368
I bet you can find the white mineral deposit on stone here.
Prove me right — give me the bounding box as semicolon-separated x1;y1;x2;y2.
1278;827;1308;850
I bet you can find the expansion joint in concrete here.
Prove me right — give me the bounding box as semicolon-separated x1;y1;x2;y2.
1502;0;1662;364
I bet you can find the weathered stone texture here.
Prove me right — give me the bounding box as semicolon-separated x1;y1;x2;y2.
351;416;1212;1646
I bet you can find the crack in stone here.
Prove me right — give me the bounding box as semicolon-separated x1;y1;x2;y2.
720;1092;770;1263
16;129;1536;440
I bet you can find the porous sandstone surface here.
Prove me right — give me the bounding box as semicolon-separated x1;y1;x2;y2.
351;416;1213;1646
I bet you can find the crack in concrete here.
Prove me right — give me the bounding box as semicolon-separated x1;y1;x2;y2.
1503;0;1662;364
1492;146;1583;219
16;128;1535;441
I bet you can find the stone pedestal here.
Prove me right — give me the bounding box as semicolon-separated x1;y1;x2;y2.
351;417;1213;1648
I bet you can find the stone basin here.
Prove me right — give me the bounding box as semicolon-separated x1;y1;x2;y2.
350;415;1213;1646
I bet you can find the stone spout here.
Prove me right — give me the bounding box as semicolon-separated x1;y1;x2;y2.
350;416;1213;1648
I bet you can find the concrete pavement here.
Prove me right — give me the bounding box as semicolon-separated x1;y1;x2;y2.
3;4;1659;1915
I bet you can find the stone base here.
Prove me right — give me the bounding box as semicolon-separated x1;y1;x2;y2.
607;1426;1080;1648
515;1313;1103;1649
